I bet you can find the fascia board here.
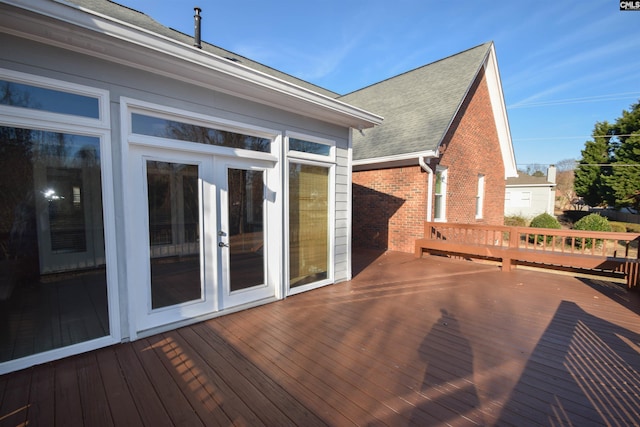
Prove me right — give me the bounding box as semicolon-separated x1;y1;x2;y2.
506;183;557;188
485;44;518;179
0;0;383;129
353;150;438;171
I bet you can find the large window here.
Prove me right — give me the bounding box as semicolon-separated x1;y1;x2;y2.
434;168;447;221
0;70;112;368
289;163;330;288
287;134;334;290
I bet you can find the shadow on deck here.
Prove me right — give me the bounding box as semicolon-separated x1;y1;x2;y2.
1;249;640;426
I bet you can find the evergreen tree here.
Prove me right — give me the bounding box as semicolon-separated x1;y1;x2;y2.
574;121;614;206
607;101;640;210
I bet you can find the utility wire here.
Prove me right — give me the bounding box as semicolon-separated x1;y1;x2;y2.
508;92;640;109
514;133;640;141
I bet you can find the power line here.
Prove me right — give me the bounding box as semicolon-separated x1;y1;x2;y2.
513;133;640;141
508;92;640;109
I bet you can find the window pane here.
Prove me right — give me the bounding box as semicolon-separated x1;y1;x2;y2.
289;163;329;287
132;113;270;152
0;80;99;118
146;161;202;309
289;138;330;156
228;169;265;292
0;126;107;362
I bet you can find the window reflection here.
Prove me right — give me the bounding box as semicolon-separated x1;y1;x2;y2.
0;126;107;362
132;113;270;152
147;161;202;309
0;79;100;118
289;137;331;156
228;169;265;292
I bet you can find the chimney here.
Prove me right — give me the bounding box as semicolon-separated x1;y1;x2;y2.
193;7;202;49
547;165;556;184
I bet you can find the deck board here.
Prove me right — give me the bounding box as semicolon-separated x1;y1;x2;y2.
2;250;640;426
95;346;144;427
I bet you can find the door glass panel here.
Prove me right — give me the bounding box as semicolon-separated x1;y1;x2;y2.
289;163;329;288
146;161;201;309
228;168;264;292
0;126;107;363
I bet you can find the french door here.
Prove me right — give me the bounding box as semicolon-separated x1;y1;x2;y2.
127;146;273;334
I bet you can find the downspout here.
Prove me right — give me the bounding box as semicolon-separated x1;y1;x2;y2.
419;156;434;221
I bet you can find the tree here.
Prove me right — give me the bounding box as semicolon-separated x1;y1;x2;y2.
575;100;640;210
554;158;577;210
574;121;614;207
605;101;640;211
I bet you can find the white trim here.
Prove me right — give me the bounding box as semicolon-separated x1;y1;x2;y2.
484;44;518;178
0;1;383;129
476;174;485;219
434;167;448;222
353;150;438;170
346;132;354;281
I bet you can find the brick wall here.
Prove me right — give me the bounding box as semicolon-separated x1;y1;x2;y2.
353;166;427;252
435;67;505;225
352;68;506;253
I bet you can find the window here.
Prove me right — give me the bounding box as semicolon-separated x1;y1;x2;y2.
289;137;331;156
286;133;335;162
476;174;485;219
0;79;99;118
0;69;113;368
288;163;330;288
434;168;447;221
131;113;270;152
286;133;335;291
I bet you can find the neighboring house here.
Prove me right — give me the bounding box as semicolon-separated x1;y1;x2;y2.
341;42;518;253
505;166;557;219
0;0;382;374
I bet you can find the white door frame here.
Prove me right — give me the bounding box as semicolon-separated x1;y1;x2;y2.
216;157;277;309
127;146;217;334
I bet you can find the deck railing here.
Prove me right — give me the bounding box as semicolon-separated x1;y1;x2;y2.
420;222;640;288
425;222;640;259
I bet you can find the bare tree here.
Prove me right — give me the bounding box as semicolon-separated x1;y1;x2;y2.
554;158;577;210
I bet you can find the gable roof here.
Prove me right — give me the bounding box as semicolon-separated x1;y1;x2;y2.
341;43;491;161
340;42;518;178
1;0;382;129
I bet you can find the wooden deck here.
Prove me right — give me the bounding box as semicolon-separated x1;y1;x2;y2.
2;249;640;426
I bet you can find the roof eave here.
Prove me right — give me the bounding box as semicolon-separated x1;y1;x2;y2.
0;0;383;129
352;150;438;171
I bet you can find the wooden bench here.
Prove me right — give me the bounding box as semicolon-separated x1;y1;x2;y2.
415;222;640;289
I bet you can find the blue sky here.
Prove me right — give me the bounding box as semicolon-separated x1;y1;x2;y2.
119;0;640;169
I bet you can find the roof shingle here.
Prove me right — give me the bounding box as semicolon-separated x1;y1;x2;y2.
340;43;492;161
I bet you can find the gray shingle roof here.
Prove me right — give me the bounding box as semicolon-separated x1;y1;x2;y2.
339;43;492;162
64;0;340;98
506;175;555;186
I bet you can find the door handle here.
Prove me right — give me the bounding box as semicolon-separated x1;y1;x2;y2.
218;241;229;248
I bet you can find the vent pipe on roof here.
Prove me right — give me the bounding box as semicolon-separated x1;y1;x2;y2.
193;7;202;49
